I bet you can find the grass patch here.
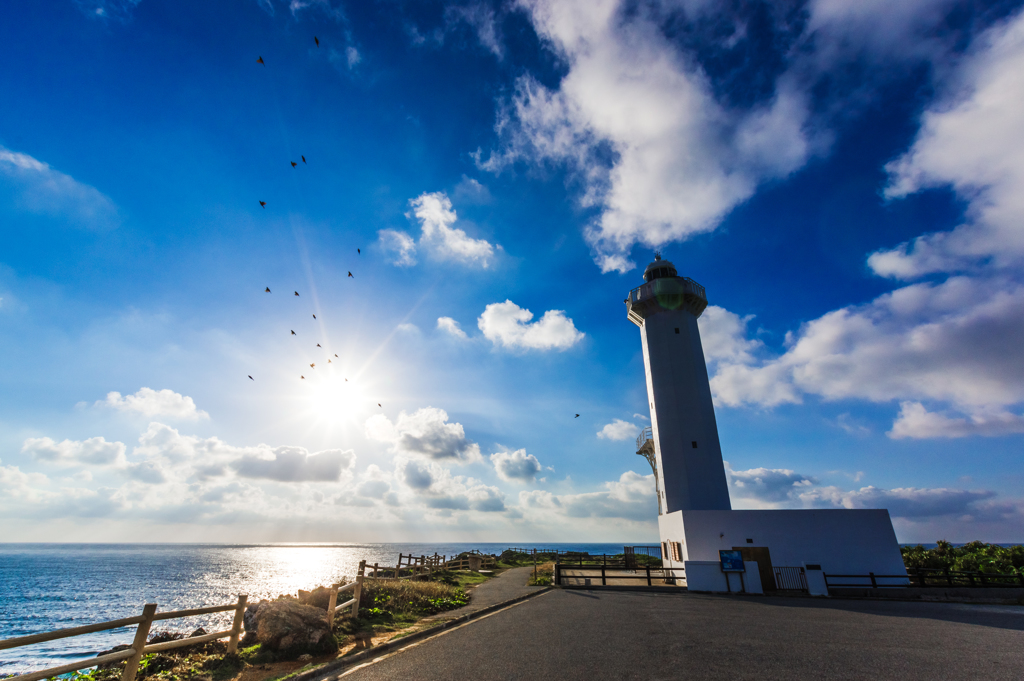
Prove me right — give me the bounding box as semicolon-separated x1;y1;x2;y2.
528;562;554;586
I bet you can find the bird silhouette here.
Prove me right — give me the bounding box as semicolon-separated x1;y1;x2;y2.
357;248;361;254
345;378;348;381
259;201;266;208
328;359;332;363
291;330;296;335
347;271;353;278
317;343;322;347
265;287;271;293
575;414;580;418
294;291;299;296
301;375;305;379
302;155;307;164
314;36;319;47
310;363;315;368
249;375;254;380
291;161;297;167
335;354;338;357
378;403;382;407
257;56;265;65
313;314;316;319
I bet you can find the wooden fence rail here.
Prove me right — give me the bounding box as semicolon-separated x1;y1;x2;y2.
325;561;365;623
0;596;248;681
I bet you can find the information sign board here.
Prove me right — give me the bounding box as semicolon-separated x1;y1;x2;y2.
719;550;745;572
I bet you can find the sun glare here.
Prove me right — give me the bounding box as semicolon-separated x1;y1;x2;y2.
304;373;371;425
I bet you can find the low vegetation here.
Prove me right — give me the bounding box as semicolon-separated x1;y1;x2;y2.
901;541;1024;574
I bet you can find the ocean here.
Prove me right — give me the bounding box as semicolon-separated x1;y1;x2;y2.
0;542;626;674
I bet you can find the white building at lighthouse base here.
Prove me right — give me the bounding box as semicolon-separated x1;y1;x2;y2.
658;508;908;595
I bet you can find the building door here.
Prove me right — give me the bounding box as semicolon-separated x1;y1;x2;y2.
733;546;775;592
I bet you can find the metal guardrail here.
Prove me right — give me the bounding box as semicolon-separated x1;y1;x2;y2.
636;427;653;453
773;567;808;591
827;568;1024;589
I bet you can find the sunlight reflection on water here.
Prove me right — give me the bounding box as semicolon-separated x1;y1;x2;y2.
0;542;621;673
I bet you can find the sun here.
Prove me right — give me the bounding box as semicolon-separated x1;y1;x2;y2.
303;372;370;424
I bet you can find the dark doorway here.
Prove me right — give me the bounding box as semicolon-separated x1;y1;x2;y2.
734;546;776;591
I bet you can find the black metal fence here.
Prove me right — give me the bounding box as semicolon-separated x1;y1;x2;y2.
773;566;808;591
825;568;1024;589
554;554;681;587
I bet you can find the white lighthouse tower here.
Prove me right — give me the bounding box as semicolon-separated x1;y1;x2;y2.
627;254;731;514
628;255;906;594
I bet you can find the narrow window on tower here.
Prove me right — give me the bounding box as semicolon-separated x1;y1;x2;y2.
674;328;679;334
692;441;698;448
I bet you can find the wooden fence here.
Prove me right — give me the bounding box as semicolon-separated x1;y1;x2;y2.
825;568;1024;589
325;561;365;623
363;552;496;580
0;596;247;681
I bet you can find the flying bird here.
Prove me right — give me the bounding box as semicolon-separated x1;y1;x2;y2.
310;363;315;368
291;161;297;167
347;271;353;278
317;343;322;347
291;330;296;335
265;287;271;293
314;36;319;47
302;155;307;164
575;414;580;418
345;378;347;381
249;375;254;380
328;359;332;363
378;403;381;407
294;291;300;296
335;354;338;357
301;375;305;379
259;201;266;208
257;56;265;65
313;314;316;319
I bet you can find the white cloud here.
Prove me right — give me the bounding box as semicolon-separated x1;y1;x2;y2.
437;316;468;339
377;229;418;266
0;146;120;229
490;449;541;483
232;447;355;482
477;300;583;351
480;1;811;272
101;388;209;420
707;277;1024;425
698;305;762;365
596;419;636;441
23;436;127;467
446;4;504;59
889;402;1024;439
396;457;506;512
874;10;1024;279
365;407;481;462
727;465;815;505
408;191;495;267
452;175;492;204
346;46;361;68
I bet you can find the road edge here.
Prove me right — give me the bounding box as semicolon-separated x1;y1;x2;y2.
292;586;553;681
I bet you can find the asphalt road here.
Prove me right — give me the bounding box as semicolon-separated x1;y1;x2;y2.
332;589;1024;681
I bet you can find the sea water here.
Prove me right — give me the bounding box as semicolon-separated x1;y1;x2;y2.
0;542;623;674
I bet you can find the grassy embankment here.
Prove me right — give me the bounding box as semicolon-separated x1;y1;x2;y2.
29;557;505;681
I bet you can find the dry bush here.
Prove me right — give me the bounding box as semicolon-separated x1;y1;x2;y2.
359;579;467;618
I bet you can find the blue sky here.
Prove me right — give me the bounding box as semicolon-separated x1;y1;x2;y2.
2;0;1024;543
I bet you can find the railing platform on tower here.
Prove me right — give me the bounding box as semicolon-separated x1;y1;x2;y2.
635;427;662;515
626;277;707;326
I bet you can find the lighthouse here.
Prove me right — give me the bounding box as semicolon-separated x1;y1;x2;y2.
628;256;906;594
627;254;731;513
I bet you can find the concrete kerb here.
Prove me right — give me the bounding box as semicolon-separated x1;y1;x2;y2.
556;583;689;594
291;587;553;681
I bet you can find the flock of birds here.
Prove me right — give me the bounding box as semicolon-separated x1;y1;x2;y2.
248;39;581;420
248;38;382;406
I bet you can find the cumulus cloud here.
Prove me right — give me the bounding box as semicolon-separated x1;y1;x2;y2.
377;229;418;266
727;465;815;504
698;306;763;365
452;175;492;204
518;471;657;522
437;316;468;339
490;449;541;483
23;436;127;467
101;388;209;420
889;402;1024;439
477;300;583;351
706;278;1024;431
0;146;120;229
596;419;636;441
396;457;505;511
874;10;1024;279
479;1;812;272
232;447;355;482
365;407;481;462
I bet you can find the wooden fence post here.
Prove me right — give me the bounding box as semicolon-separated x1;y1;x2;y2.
326;583;339;626
227;595;248;654
121;603;157;681
352;561;366;618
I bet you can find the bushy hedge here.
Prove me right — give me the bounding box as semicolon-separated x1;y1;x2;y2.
358;579;468;620
901;541;1024;574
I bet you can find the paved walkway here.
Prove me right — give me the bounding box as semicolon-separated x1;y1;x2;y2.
335;589;1024;680
427;567;544;620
